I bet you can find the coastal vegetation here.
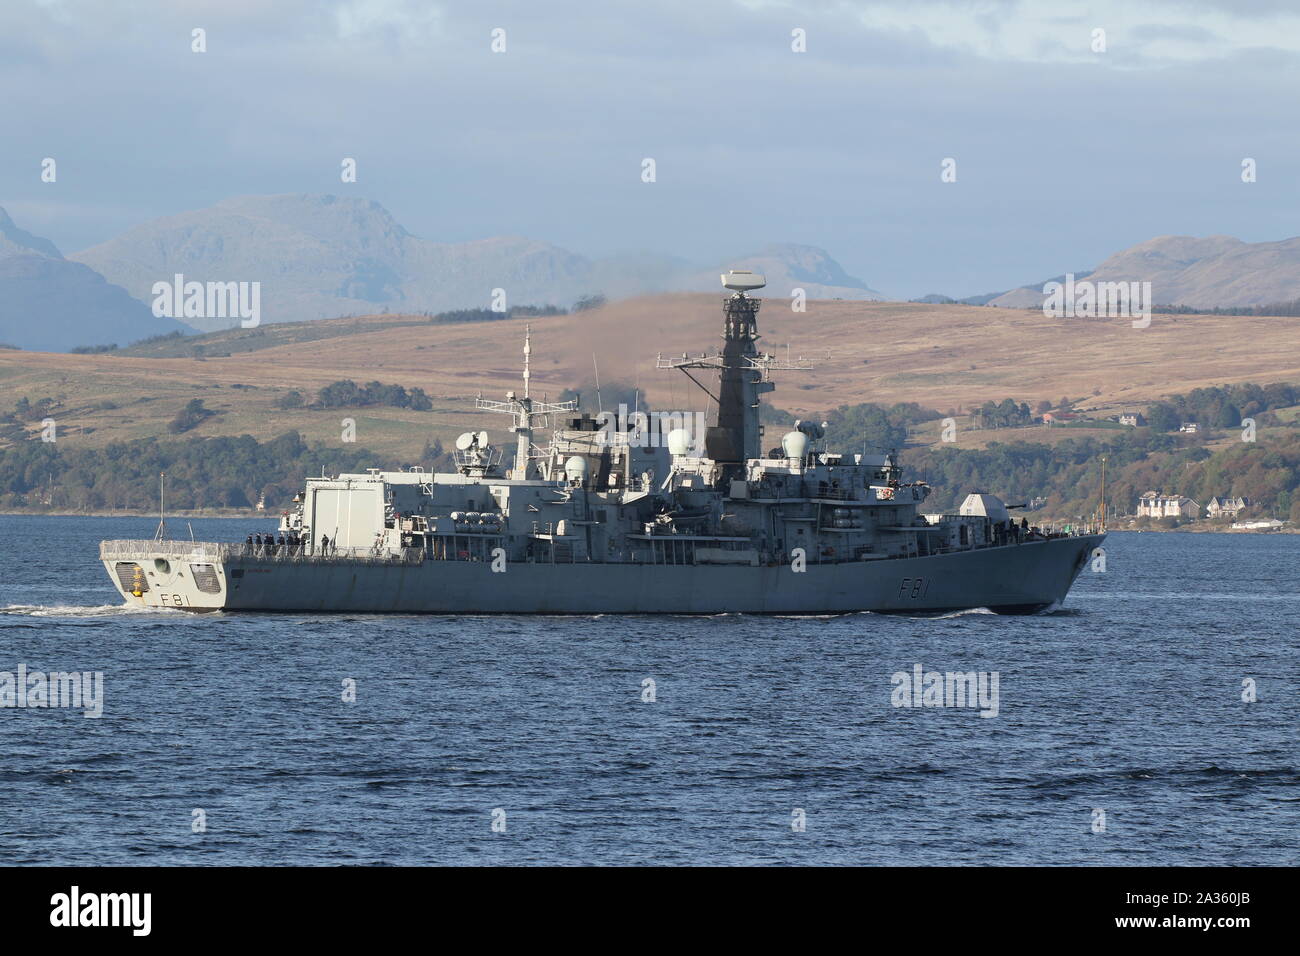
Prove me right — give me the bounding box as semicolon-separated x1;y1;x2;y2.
2;382;1298;524
311;380;433;411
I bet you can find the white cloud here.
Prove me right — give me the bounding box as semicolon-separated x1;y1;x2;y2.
741;0;1300;65
333;0;445;42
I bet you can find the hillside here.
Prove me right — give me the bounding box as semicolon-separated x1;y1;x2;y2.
988;234;1300;309
3;294;1300;463
0;208;191;352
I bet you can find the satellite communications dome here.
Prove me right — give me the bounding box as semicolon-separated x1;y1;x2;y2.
781;430;808;460
666;428;693;456
564;456;588;481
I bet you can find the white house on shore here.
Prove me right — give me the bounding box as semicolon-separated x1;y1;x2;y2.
1206;495;1250;518
1138;491;1201;519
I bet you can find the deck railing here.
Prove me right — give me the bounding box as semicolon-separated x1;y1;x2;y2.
99;540;425;566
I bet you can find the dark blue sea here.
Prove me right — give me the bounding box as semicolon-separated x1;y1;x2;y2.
0;515;1295;865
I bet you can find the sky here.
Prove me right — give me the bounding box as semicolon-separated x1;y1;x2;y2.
2;0;1298;299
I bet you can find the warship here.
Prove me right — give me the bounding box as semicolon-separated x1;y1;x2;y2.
100;272;1105;614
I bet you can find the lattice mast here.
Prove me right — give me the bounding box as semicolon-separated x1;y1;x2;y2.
476;326;577;480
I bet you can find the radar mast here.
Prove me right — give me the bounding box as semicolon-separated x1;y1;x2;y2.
476;325;577;480
657;271;813;477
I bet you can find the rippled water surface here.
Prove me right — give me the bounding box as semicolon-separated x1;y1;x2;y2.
1;516;1296;865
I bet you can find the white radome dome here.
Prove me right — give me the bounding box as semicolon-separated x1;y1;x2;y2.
666;428;693;456
564;456;588;481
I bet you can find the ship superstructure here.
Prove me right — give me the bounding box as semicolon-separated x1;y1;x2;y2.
101;273;1104;614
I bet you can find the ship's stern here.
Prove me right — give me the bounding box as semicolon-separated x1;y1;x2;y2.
100;540;229;612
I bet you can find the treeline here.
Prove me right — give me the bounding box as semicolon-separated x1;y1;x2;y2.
66;331;191;354
169;398;214;434
821;402;943;452
909;430;1300;523
431;304;565;324
1144;383;1298;432
801;393;1300;521
973;399;1034;429
0;432;380;512
430;294;606;325
1154;299;1300;317
277;380;433;411
6;396;66;423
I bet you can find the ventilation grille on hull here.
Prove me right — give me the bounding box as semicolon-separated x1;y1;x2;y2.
114;562;148;593
190;564;221;594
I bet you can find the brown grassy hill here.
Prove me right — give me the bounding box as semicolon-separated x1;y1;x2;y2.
2;295;1299;460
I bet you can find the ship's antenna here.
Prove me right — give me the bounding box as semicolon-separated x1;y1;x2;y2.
153;471;166;541
476;325;578;480
592;352;603;414
523;324;532;399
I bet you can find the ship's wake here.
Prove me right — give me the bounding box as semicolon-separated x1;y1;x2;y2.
1033;602;1083;616
0;603;183;618
925;607;998;620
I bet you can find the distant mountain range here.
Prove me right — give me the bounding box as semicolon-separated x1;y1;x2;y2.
65;194;883;332
985;235;1300;309
0;209;189;353
5;192;1300;351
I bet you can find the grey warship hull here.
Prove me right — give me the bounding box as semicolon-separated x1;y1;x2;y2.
101;271;1109;617
101;533;1103;615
